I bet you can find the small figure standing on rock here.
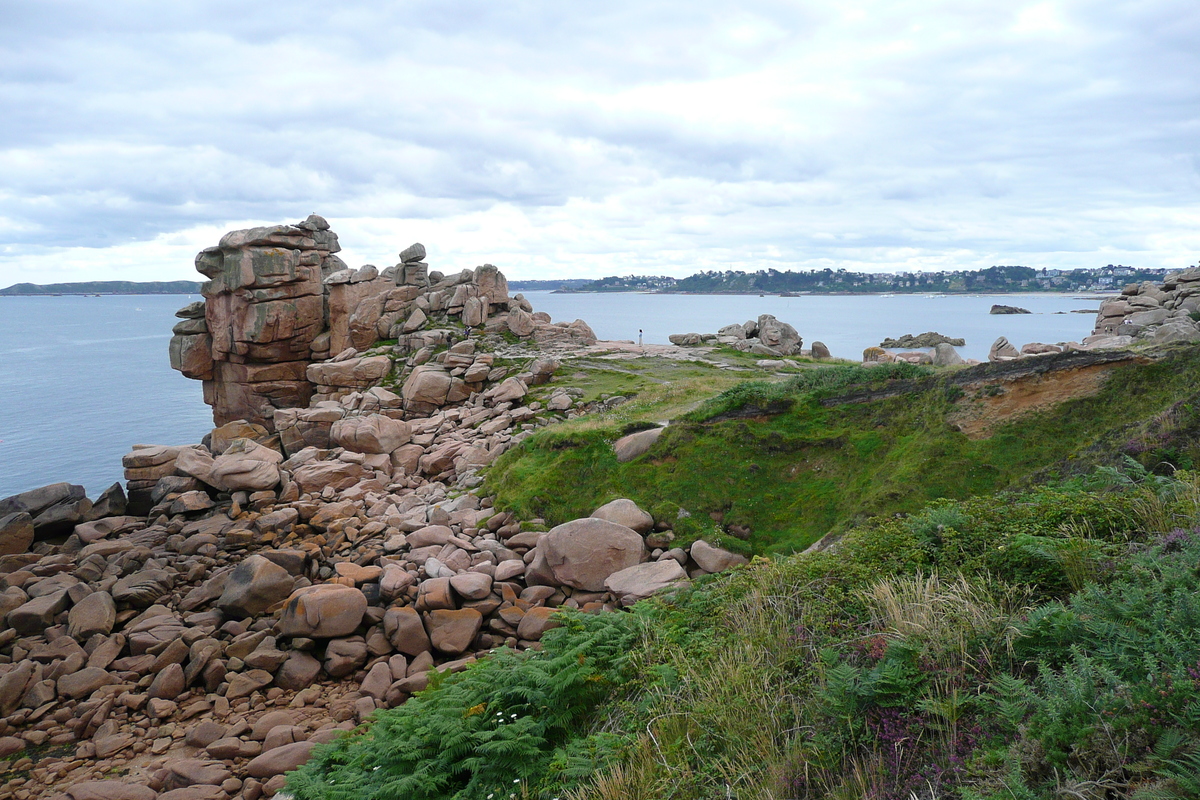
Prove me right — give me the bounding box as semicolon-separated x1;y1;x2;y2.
639;329;644;353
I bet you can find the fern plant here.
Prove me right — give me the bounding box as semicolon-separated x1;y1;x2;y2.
285;609;645;800
1133;734;1200;799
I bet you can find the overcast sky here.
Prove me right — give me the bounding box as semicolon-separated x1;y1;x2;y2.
1;0;1197;285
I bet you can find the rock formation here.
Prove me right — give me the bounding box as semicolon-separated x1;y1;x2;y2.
169;215;345;429
171;215;596;431
989;305;1030;315
670;314;805;356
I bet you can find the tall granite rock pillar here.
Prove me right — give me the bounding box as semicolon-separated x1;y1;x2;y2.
169;214;346;429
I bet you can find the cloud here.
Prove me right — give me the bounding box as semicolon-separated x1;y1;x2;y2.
0;0;1198;285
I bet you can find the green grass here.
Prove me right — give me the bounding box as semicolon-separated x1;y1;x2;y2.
289;467;1200;800
487;349;1200;553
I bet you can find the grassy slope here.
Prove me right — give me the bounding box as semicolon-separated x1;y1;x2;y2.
287;347;1200;800
488;349;1200;553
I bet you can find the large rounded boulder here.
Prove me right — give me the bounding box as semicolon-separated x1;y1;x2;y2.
330;414;411;454
540;518;646;591
277;584;367;638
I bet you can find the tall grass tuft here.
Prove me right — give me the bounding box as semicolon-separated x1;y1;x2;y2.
860;573;1025;672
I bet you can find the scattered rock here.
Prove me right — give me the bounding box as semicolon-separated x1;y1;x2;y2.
425;608;483;655
331;414;412;453
385;605;433;656
58;666;119;699
278;583;367;638
988;336;1020;361
932;342;966;366
217;554;295;618
604;559;689;603
690;539;749;573
0;511;34;555
68;590;116;639
66;781;157;800
515;606;560;641
613;427;664;462
246;740;319;778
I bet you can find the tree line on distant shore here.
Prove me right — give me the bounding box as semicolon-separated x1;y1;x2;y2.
0;280;205;296
573;264;1170;294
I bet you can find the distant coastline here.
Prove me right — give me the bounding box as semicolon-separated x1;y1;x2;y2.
0;280;204;296
550;288;1120;297
557;264;1168;295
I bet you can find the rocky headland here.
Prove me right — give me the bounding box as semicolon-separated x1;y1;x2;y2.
3;218;1198;800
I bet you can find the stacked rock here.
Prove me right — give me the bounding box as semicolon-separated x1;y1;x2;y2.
170;219;598;432
171;215;346;428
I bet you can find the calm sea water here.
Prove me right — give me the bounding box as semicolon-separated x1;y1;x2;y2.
0;295;214;499
524;290;1101;361
0;291;1100;499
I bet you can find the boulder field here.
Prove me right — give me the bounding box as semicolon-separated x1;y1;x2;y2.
0;219;749;800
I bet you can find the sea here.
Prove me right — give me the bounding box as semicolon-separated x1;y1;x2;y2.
0;290;1103;499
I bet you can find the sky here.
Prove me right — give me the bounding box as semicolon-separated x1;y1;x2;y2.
1;0;1198;285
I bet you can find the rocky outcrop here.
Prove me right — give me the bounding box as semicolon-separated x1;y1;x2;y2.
879;332;965;348
1090;273;1200;347
671;314;806;356
989;305;1030;315
175;215;344;428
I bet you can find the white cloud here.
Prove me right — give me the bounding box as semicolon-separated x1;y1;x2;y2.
0;0;1198;285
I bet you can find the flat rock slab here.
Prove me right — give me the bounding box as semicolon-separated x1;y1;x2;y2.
246;739;318;778
66;781;157;800
605;559;689;603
